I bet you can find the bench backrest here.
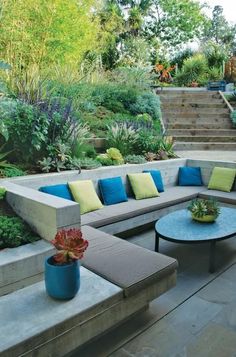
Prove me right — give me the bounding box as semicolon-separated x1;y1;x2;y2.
187;159;236;191
7;158;187;197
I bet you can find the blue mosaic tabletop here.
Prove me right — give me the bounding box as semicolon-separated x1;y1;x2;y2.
155;207;236;242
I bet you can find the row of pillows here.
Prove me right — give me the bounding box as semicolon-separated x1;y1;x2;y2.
39;166;236;215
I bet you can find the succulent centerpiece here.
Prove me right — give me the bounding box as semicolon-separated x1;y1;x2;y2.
187;198;220;223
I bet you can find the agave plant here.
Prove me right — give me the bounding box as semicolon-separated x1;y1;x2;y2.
187;198;220;219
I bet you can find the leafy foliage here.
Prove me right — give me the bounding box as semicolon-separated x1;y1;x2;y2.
188;198;220;218
129;92;161;120
97;147;124;166
0;188;6;200
0;0;102;71
75;157;101;170
124;155;146;164
203;6;236;51
0;167;25;178
174;54;209;86
230;110;236;125
106;123;139;156
0;216;40;249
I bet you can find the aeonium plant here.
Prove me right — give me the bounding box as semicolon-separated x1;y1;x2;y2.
51;228;89;265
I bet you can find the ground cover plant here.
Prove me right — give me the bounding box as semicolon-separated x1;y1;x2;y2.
0;188;40;249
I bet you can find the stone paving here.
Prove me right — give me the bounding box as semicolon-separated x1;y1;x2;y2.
175;150;236;162
72;209;236;357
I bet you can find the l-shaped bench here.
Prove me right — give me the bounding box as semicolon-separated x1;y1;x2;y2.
1;158;236;356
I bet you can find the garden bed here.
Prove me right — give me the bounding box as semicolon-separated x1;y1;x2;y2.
0;193;40;250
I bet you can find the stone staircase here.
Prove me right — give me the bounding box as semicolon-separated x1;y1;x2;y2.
158;89;236;150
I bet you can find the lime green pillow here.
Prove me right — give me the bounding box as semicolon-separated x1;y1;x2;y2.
128;173;159;200
208;167;236;192
68;180;103;214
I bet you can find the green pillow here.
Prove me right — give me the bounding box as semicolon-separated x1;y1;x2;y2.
68;180;103;214
128;173;159;200
208;167;236;192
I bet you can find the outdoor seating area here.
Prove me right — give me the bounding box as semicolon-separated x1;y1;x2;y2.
0;158;235;355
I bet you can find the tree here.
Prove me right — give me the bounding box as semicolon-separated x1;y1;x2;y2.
106;0;207;47
203;6;236;54
0;0;102;71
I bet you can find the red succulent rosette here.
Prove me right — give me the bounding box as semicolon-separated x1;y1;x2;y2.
51;228;88;264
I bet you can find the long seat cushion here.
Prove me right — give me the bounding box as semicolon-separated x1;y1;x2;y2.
82;226;178;297
199;189;236;205
81;186;205;227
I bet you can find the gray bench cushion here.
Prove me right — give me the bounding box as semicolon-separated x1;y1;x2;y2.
82;226;178;297
199;190;236;205
81;186;205;228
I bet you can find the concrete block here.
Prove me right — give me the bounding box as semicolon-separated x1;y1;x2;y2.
0;240;54;296
2;182;81;241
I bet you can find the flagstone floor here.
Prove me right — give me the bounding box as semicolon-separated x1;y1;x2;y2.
70;217;236;357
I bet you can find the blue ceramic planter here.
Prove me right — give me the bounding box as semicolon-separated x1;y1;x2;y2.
45;257;80;300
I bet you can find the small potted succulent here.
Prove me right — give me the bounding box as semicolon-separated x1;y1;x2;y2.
187;198;220;223
45;228;88;300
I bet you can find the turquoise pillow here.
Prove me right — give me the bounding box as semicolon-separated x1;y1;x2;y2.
39;184;73;201
143;170;164;192
178;167;203;186
98;177;128;205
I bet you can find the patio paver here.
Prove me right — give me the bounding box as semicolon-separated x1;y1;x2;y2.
72;223;236;357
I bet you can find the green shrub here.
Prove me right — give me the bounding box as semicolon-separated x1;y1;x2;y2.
96;155;115;166
135;129;162;154
5;101;49;163
175;54;208;86
96;148;124;166
76;157;101;170
0;167;25;177
0;216;40;249
110;67;155;90
171;48;194;70
129;92;161;120
72;142;97;159
124;155;146;164
0;187;6;200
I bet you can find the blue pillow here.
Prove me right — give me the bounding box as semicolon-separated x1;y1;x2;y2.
143;170;164;192
178;167;203;186
98;177;128;205
39;184;73;201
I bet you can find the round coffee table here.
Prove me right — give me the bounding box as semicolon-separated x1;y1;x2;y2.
155;207;236;273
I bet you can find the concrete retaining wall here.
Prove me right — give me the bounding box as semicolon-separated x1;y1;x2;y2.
187;159;236;189
3;181;81;241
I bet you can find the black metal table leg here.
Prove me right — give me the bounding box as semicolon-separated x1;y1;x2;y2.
155;233;159;252
209;241;216;273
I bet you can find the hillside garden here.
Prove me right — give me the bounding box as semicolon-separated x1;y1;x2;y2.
0;0;235;177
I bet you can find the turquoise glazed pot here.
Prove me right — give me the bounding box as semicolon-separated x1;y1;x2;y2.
45;257;80;300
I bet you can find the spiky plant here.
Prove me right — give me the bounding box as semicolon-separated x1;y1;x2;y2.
187;198;220;218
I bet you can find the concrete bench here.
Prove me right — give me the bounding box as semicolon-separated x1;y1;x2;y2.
1;158;235;355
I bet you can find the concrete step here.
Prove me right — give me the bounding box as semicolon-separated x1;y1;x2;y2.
161;102;226;109
174;142;236;150
173;135;236;143
165;118;231;126
0;268;123;356
167;129;236;136
163;108;230;115
167;123;233;130
157;89;218;95
159;92;220;99
163;112;230;119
